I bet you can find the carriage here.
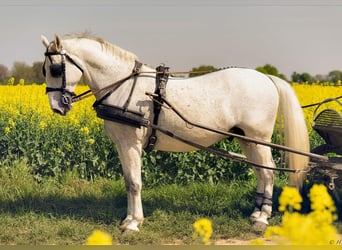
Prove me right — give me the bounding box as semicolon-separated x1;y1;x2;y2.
309;97;342;205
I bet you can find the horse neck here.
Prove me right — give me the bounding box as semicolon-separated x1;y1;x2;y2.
64;38;138;91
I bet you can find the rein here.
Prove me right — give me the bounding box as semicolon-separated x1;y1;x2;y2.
301;95;342;109
72;68;219;104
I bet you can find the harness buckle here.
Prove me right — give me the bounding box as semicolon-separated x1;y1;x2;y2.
61;92;74;108
132;61;142;75
145;136;157;153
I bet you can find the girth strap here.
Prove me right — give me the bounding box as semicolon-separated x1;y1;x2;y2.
144;64;169;152
95;103;149;128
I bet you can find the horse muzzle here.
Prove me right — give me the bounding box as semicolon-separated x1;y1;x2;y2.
52;107;68;116
47;91;73;116
52;100;71;116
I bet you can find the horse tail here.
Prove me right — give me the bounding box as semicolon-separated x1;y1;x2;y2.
267;75;310;189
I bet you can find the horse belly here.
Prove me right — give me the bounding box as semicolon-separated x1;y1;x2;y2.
153;82;233;152
154;127;226;152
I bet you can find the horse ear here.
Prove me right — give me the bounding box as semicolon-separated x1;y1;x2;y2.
41;35;50;48
54;34;62;50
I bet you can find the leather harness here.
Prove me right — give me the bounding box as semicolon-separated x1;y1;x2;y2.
145;64;169;152
92;61;169;152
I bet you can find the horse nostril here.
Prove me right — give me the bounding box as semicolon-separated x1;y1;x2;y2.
52;108;66;116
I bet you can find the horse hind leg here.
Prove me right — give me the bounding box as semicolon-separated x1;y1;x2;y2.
238;139;275;231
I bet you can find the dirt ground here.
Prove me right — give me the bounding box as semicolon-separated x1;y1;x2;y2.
213;235;342;245
214;237;273;245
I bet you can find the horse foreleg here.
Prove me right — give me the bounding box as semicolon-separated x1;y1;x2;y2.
104;123;144;232
118;145;144;232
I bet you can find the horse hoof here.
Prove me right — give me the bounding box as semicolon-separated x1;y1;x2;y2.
250;211;261;222
253;221;268;234
121;219;140;232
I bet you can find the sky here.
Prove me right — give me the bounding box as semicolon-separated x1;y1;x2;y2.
1;0;342;78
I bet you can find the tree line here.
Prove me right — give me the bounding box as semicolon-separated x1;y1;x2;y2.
192;64;342;85
1;61;342;85
0;62;45;84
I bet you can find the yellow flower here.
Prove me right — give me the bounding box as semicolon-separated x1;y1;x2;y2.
88;138;95;145
8;118;15;128
86;229;113;245
39;121;47;130
309;184;336;213
69;116;80;126
65;143;73;151
80;126;90;136
264;184;338;245
55;148;63;155
249;238;265;245
7;77;14;85
193;218;213;244
4;126;10;134
278;186;302;212
309;210;336;227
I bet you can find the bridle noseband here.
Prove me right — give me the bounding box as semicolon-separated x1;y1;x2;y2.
43;47;84;107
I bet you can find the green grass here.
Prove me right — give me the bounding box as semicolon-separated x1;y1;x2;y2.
0;160;339;245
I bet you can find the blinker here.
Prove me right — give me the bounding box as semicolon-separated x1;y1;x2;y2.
50;64;63;78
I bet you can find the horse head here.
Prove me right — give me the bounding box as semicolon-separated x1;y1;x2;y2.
41;34;84;115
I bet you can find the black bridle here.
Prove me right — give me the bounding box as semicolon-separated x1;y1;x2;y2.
43;46;144;109
42;48;84;108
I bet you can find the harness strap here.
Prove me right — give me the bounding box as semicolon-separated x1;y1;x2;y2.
93;61;142;108
123;61;143;111
144;64;169;152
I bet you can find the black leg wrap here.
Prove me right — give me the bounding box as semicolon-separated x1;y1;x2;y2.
262;195;273;206
255;192;264;210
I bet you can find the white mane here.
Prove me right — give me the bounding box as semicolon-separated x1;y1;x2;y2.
63;33;139;62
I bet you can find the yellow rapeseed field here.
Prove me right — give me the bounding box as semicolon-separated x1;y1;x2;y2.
0;84;108;180
0;84;102;130
0;83;340;147
293;84;342;131
1;83;340;131
0;82;340;180
0;84;96;123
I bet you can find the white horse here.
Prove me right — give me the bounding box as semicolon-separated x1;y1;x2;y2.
41;34;309;232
